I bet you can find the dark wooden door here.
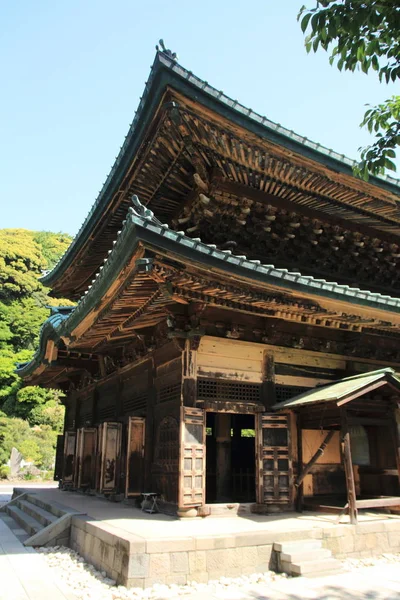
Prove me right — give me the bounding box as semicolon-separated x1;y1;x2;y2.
62;431;76;485
126;417;145;497
100;422;122;493
77;428;97;489
179;407;205;508
256;413;293;505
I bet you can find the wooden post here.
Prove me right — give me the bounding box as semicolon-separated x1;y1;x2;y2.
390;405;400;492
144;358;157;490
215;413;231;502
340;408;358;524
296;413;303;512
262;351;276;410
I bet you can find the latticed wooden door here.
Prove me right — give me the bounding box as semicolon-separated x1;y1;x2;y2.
126;417;145;497
256;413;293;505
179;407;206;507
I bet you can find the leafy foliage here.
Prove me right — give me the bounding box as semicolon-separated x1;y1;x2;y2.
0;228;72;471
298;1;400;178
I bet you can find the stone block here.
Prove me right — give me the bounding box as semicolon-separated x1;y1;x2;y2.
356;521;385;534
257;544;273;566
212;535;236;549
171;552;189;573
127;553;150;578
113;547;125;573
149;552;171;577
240;546;258;568
187;571;209;583
388;531;400;549
322;525;352;539
383;520;400;533
234;531;272;548
189;550;207;574
207;548;242;573
126;577;146;589
166;575;187;585
195;536;216;551
101;543;115;568
146;537;194;554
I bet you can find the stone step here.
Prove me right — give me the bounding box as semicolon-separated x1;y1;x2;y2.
290;558;344;576
273;539;322;553
25;493;65;518
5;505;42;537
280;548;332;563
16;499;58;528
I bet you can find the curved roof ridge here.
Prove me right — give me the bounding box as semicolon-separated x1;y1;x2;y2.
41;49;400;295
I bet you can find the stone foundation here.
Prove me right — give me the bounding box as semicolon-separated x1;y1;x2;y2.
69;515;400;588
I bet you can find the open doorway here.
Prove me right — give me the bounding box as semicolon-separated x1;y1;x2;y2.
205;412;256;503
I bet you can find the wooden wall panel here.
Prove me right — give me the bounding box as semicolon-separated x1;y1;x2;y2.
197;338;263;382
302;430;341;464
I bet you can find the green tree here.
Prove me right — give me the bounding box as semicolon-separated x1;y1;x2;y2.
19;438;41;464
32;426;58;469
0;227;72;471
0;415;31;465
299;1;400;178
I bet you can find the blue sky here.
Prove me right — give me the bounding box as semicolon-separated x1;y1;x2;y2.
1;1;397;235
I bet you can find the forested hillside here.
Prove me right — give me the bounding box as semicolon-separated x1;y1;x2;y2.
0;229;73;476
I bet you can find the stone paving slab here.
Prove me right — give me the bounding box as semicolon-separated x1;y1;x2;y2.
165;565;400;599
0;517;76;600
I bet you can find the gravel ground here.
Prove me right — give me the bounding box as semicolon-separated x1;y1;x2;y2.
36;546;400;600
36;546;290;600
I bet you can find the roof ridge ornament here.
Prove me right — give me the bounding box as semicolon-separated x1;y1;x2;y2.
156;39;178;61
130;194;163;226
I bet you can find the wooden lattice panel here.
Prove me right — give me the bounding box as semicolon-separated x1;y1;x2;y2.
257;413;293;505
179;407;205;507
197;378;261;403
275;385;311;403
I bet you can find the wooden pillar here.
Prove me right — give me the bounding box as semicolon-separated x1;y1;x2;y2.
390;405;400;492
215;413;231;502
262;351;276;410
296;413;304;512
144;358;157;490
181;337;200;407
341;408;358;524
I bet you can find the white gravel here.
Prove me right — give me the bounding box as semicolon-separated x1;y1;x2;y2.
36;546;288;599
36;545;400;600
343;552;400;570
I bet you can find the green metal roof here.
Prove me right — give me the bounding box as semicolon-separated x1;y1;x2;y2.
272;368;400;410
41;49;400;292
18;197;400;382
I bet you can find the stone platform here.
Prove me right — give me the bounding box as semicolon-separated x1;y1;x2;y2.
10;488;400;589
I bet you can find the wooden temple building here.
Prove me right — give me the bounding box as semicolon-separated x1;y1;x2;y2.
18;46;400;523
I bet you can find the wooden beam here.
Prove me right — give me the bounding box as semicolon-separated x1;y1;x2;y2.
341;407;358;524
217;178;400;246
295;430;335;488
336;380;389;406
355;497;400;509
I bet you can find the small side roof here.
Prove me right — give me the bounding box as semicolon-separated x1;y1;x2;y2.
272;368;400;410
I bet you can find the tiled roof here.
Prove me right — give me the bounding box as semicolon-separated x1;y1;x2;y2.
18;196;400;380
272;368;400;409
41;49;400;290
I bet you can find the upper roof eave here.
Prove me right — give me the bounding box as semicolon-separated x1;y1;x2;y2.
41;50;400;296
20;197;400;382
